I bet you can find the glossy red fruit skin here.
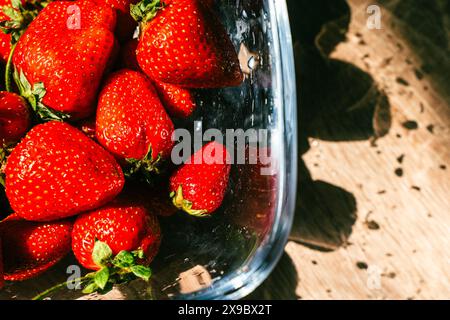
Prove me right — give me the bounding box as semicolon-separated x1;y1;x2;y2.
96;69;174;161
72;198;161;270
12;1;117;120
5;121;124;221
76;117;97;140
0;214;72;281
0;0;13;63
0;91;31;145
170;141;231;214
119;40;196;118
137;0;243;88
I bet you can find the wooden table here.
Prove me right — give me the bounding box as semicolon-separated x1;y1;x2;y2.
250;0;449;300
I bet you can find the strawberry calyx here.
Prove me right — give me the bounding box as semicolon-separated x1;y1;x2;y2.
130;0;165;24
32;241;152;300
13;68;70;122
125;145;162;181
170;185;209;218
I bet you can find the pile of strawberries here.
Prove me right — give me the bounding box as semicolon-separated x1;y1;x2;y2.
0;0;242;297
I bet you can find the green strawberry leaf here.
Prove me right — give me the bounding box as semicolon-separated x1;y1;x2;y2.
94;268;110;290
131;0;165;24
132;249;145;260
92;241;113;268
112;250;135;268
171;185;209;217
124;145;162;181
130;265;152;281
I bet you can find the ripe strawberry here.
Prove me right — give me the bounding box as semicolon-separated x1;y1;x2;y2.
169;141;231;216
0;213;72;281
0;237;4;288
72;197;161;270
119;39;197;118
0;91;31;145
96;69;174;174
12;1;118;120
132;0;243;88
5;121;124;221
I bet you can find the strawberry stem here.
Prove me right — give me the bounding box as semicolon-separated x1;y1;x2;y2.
4;42;16;92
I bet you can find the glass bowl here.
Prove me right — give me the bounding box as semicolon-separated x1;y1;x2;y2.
155;0;297;300
0;0;297;300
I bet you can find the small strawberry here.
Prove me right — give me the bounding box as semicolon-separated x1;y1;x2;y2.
12;1;118;120
5;121;124;221
0;91;31;145
119;39;197;118
169;141;231;216
96;69;174;176
0;213;72;281
132;0;243;88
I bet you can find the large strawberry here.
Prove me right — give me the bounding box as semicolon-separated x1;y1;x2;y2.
119;39;197;118
5;121;124;221
131;0;243;88
0;213;72;281
96;69;174;176
0;91;30;145
12;0;118;120
169;141;231;216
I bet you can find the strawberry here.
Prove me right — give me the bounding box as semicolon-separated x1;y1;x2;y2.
72;197;161;270
96;69;174;175
119;39;197;118
0;237;4;288
0;91;30;145
12;0;118;120
5;121;124;221
169;141;231;216
0;213;72;281
132;0;243;88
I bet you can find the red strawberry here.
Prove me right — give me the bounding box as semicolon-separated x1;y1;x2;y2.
5;121;124;221
0;91;31;145
96;69;174;174
0;213;72;281
12;1;118;120
153;80;196;118
72;197;161;270
119;39;197;118
132;0;243;88
169;141;231;216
